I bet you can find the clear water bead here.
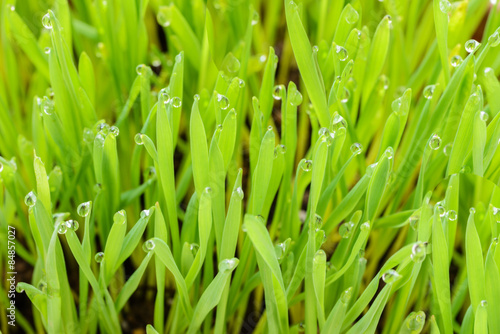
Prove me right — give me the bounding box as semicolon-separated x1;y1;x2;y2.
56;221;68;234
95;252;104;263
233;187;244;200
350;143;362;155
66;220;79;231
446;210;457;221
273;85;285;100
345;5;359;24
219;258;239;272
134;133;144;145
336;45;348;61
217;94;229;110
301;160;313;172
465;39;480;53
451;55;463;68
110;126;119;136
77;201;91;217
290;90;303;106
42;13;52;29
339;221;355;238
171;96;182;108
274;144;286;158
114;210;126;224
489;31;500;47
157;6;171;27
382;269;401;284
140;209;151;219
439;0;452;13
480;111;489;122
409;215;419;230
406;311;426;331
429;134;441;150
25;191;37;207
341;287;353;305
142;239;156;252
423;85;435;99
411;241;426;263
251;11;259;25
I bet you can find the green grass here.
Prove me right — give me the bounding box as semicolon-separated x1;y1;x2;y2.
1;0;500;333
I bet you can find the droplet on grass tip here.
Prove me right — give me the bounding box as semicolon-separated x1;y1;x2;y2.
56;221;68;234
406;311;426;331
331;113;347;132
16;284;24;293
233;187;244;200
290;90;303;106
217;94;229;110
350;143;362;155
345;5;359;24
301;160;313;172
339;221;354;238
143;239;156;252
66;220;79;231
95;252;104;263
42;13;52;29
219;258;238;272
429;134;441;150
335;45;348;61
409;215;419;230
273;85;285;100
135;133;144;145
77;202;91;217
439;0;452;13
140;209;151;219
157;6;171;27
171;96;182;108
411;241;426;263
251;11;259;25
451;55;462;67
489;31;500;47
465;39;480;53
423;85;435;99
274;144;286;158
114;210;126;224
446;210;457;221
480;111;489;122
382;269;401;284
341;287;353;305
41;97;54;115
190;243;199;256
25;191;37;207
110;126;119;136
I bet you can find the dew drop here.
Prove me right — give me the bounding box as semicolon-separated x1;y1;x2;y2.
251;10;259;25
94;183;102;194
465;39;480;53
331;113;348;132
443;143;452;156
382;269;401;284
157;6;171;27
411;241;426;263
406;311;426;331
56;221;68;234
409;215;419;230
350;143;362;155
114;210;127;224
446;210;457;221
135;133;144;145
480;111;489;122
233;187;244;200
171;96;182;108
341;287;353;305
16;284;24;293
391;97;402;113
335;45;348;61
492;206;500;222
190;243;199;256
301;159;313;172
481;300;488;308
429;134;441;150
219;258;239;272
274;144;286;158
142;239;156;252
423;85;435;99
42;13;52;29
25;191;37;207
66;219;79;231
470;207;476;214
77;201;91;217
110;126;119;136
273;84;285;100
44;47;51;54
339;221;354;238
95;252;104;263
41;97;54;115
204;187;213;197
341;88;350;103
38;280;47;292
159;88;170;104
439;0;452;13
140;209;151;219
313;249;326;265
384;147;394;160
345;5;359;24
290;89;303;106
489;31;500;47
238;79;245;88
451;55;463;67
136;64;147;76
217;94;230;110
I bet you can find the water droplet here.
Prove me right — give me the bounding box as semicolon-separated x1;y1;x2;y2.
409;215;419;230
446;210;457;221
360;222;371;232
25;191;37;207
66;220;79;231
470;207;476;214
290;89;303;106
38;280;47;292
392;97;402;113
157;6;171;27
114;210;126;224
219;258;239;272
331;113;347;132
140;209;151;219
148;166;156;178
190;243;199;256
385;15;392;28
273;85;285;100
492;206;500;222
429;134;441;150
135;133;144;145
41;96;54;115
110;126;119;136
318;127;329;137
341;287;353;305
411;241;426;263
341;88;350;103
313;249;326;265
423;85;435;99
0;162;3;173
16;284;24;293
366;162;378;177
335;45;348;61
465;39;480;53
136;64;148;76
77;202;91;217
480;111;489;122
382;269;401;284
274;144;286;158
298;322;305;332
159;88;170;104
439;0;452;13
95;252;104;263
406;311;426;331
451;55;463;67
238;79;245;88
94;183;102;194
251;10;259;25
444;143;452;156
384;147;394;160
489;31;500;47
339;221;354;238
350;143;363;155
435;204;446;217
9;5;15;11
233;187;244;200
267;125;273;132
314;214;323;230
204;187;213;197
171;96;182;108
142;239;156;252
481;300;488;308
493;238;499;245
42;13;52;29
56;221;68;234
217;94;230;110
301;159;313;172
345;5;359;24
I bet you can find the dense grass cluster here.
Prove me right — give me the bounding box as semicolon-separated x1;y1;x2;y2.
2;0;500;333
